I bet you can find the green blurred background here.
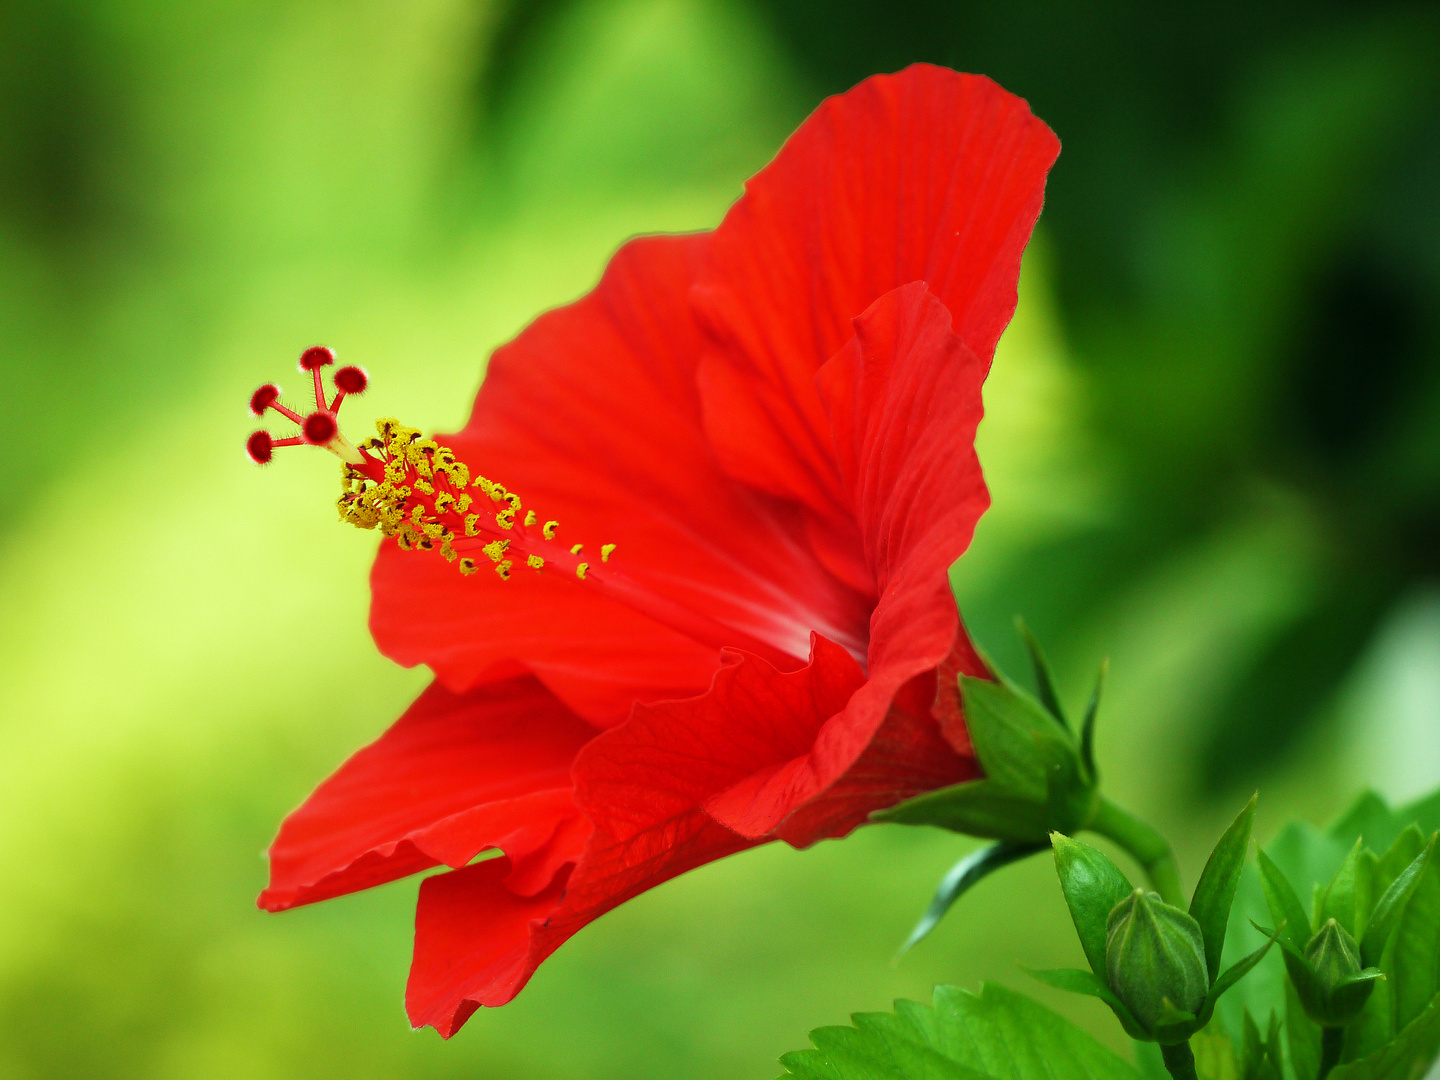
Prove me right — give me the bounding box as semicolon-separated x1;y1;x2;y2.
1;1;1437;1076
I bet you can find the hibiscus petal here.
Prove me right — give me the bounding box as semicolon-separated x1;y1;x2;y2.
406;816;753;1032
370;233;871;727
259;676;593;912
694;64;1059;517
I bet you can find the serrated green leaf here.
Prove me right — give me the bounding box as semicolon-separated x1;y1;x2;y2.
872;780;1050;841
1191;795;1258;981
1256;848;1312;953
1361;834;1436;969
775;983;1140;1080
961;676;1076;801
1023;967;1148;1040
1017;618;1067;729
1052;834;1133;978
1328;991;1440;1080
897;841;1046;955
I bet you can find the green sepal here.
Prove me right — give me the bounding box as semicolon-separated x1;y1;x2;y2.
1052;833;1132;978
1238;1009;1283;1080
1189;794;1257;980
1196;923;1283;1028
961;675;1077;802
1023;967;1150;1041
873;780;1051;841
1150;1000;1199;1046
1017;618;1067;730
1256;848;1312;953
1078;661;1105;785
1360;833;1436;967
1327;968;1385;1022
896;841;1047;955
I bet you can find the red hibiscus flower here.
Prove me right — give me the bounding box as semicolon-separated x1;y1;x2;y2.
254;63;1058;1037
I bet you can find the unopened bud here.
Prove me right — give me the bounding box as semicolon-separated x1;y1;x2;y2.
1105;888;1209;1036
1300;918;1379;1026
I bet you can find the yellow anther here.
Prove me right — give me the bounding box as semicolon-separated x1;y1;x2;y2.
459;558;477;575
414;478;435;496
433;492;453;513
543;521;559;540
526;554;544;571
482;539;510;563
464;513;481;537
496;508;515;530
488;483;507;504
601;543;616;562
457;494;473;513
494;559;512;580
576;562;589;580
570;543;583;555
523;510;537;527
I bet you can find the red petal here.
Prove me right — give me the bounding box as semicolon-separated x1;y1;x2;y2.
407;812;754;1032
695;64;1058;518
370;233;872;727
259;676;594;912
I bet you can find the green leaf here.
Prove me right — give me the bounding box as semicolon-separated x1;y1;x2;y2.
960;676;1075;802
1256;848;1312;953
872;780;1050;841
1191;794;1258;981
897;842;1046;955
1330;791;1396;849
1388;837;1440;1031
1193;1029;1239;1080
1023;967;1148;1040
775;983;1140;1080
1374;826;1426;897
1199;924;1281;1026
1286;978;1322;1080
1052;833;1133;978
1318;837;1367;936
1017;618;1067;729
1328;991;1440;1080
1361;834;1436;969
1237;1009;1283;1080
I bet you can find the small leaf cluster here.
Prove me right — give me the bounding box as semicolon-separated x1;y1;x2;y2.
1035;797;1276;1045
1256;811;1440;1070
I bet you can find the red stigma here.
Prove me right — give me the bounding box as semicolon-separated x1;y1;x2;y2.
247;430;274;464
299;346;335;371
302;410;338;445
333;366;368;395
250;384;281;417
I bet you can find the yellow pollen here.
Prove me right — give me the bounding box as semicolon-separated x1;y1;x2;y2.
543;521;559;540
601;543;616;562
526;554;544;571
523;510;537;526
494;559;512;580
576;562;589;580
464;513;481;536
459;558;477;575
482;539;510;563
570;544;583;555
496;508;516;530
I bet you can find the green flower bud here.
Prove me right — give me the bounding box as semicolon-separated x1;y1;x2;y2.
1299;918;1381;1026
1105;888;1209;1036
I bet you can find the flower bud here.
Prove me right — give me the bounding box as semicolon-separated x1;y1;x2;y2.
1105;888;1209;1036
1300;918;1379;1026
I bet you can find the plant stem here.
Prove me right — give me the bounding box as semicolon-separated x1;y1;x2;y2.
1088;796;1185;906
1318;1026;1344;1080
1161;1040;1198;1080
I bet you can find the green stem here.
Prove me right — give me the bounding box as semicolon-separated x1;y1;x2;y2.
1088;796;1185;906
1318;1026;1344;1080
1160;1040;1198;1080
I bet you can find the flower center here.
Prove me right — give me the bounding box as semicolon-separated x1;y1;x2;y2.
247;347;797;668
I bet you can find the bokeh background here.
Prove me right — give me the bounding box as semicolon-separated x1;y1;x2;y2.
2;1;1438;1077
